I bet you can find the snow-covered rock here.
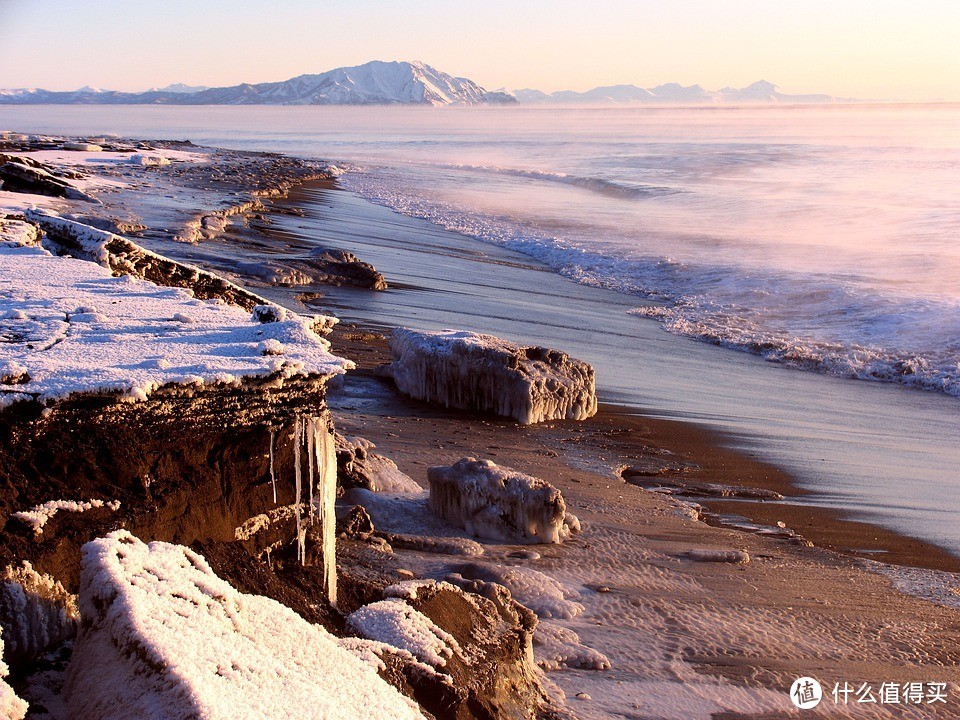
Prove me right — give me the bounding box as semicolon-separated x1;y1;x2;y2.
428;458;580;544
0;223;349;407
346;598;461;669
382;328;598;424
63;532;426;720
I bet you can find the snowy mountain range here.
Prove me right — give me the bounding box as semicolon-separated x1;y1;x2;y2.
0;62;836;106
0;61;516;106
514;80;835;104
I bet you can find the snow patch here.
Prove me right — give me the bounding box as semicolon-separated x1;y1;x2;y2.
63;532;425;720
346;598;461;669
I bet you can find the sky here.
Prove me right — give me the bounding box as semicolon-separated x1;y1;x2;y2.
0;0;958;100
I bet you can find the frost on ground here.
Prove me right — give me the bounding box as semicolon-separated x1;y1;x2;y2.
64;532;425;720
0;218;349;407
382;328;597;424
346;598;461;669
11;499;120;538
428;457;580;544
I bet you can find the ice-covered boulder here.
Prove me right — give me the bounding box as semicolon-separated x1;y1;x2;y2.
428;458;580;544
381;328;597;424
63;532;425;720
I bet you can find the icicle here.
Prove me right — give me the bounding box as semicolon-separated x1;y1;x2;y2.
293;417;306;565
307;417;316;525
318;419;338;607
268;427;277;504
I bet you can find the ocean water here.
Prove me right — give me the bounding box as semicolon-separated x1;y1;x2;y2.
10;104;958;395
3;104;960;557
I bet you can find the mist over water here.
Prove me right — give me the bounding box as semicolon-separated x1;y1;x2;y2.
325;105;960;397
6;104;957;396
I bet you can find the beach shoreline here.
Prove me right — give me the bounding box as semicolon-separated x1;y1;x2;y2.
257;179;960;576
3;133;960;717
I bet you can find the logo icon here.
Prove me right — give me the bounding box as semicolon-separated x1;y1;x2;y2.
790;677;823;709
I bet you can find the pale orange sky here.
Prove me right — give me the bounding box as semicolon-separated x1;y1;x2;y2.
0;0;957;100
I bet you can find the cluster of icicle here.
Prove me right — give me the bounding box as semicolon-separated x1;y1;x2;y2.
384;329;597;425
427;458;580;545
269;416;338;607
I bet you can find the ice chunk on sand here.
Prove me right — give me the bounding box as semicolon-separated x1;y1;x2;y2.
63;532;425;720
428;457;580;544
686;549;750;564
128;153;171;167
346;598;461;669
0;629;28;720
382;328;597;424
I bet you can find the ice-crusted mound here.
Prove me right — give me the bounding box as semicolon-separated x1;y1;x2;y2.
64;532;425;720
428;458;580;544
382;328;597;424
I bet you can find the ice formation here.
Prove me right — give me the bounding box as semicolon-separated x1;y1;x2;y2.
382;328;597;424
346;598;461;669
11;499;120;537
0;562;79;665
428;458;580;544
0;628;28;720
63;532;425;720
686;549;750;564
292;415;338;605
0;220;349;407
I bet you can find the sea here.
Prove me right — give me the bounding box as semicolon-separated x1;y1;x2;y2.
3;103;959;559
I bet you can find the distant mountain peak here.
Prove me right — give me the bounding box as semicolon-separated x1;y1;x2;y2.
0;61;517;107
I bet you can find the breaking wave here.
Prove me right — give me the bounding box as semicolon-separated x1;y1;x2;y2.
440;164;678;199
338;159;960;400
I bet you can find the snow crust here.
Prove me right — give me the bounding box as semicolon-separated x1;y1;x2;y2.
0;220;349;406
64;532;425;720
385;328;597;424
346;598;461;669
428;458;580;544
11;499;120;537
